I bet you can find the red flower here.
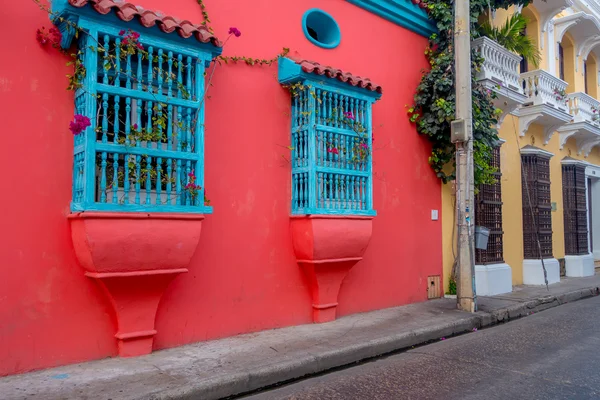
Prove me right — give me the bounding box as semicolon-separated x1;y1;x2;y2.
328;147;339;155
69;114;91;135
228;27;242;37
36;27;62;48
119;30;126;36
36;29;49;45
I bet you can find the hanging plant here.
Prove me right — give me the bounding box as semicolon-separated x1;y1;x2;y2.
409;0;531;186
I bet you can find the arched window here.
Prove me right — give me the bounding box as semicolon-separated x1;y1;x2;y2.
585;61;589;94
559;43;565;81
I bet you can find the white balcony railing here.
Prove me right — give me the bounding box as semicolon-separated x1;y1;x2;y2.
521;69;569;112
471;36;523;93
566;92;600;126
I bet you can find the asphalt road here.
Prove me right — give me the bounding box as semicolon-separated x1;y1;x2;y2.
243;295;600;400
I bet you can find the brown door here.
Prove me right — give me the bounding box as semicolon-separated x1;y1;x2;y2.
589;178;593;253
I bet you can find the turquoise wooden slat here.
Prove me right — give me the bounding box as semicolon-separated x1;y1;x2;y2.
95;143;199;161
125;50;132;89
156;156;162;205
194;60;206;204
167;104;173;149
115;37;121;88
176;159;182;206
124;153;130;205
100;151;107;202
145;155;152;205
146;100;153;149
344;0;437;38
96;84;200;108
113;95;120;144
71;202;213;213
101;94;108;143
135;154;141;204
176;106;182;151
167;158;173;204
177;55;183;99
82;31;99;206
186;57;192;99
103;35;110;85
147;46;154;94
136;50;143;90
112;153;118;203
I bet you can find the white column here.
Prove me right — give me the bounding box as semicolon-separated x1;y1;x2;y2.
592;178;600;260
547;22;557;76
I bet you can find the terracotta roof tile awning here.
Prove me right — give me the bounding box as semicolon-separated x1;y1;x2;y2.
67;0;222;47
296;60;382;94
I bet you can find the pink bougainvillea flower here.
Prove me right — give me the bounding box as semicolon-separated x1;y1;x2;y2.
137;43;144;50
69;114;91;135
36;27;62;48
36;29;49;45
327;147;339;155
343;111;355;120
122;39;129;46
132;123;138;130
360;143;368;149
228;27;242;37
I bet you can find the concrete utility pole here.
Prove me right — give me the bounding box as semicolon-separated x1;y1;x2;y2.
452;0;477;312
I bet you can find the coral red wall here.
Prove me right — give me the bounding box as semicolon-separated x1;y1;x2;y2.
0;0;441;375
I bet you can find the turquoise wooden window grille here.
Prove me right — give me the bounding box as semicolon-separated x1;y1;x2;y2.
278;58;381;216
52;1;221;213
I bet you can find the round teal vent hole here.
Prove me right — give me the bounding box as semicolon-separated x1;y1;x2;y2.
302;9;341;49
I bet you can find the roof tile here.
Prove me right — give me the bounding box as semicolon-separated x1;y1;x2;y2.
68;0;222;47
296;60;382;94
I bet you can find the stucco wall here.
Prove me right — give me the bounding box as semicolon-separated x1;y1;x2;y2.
0;0;441;375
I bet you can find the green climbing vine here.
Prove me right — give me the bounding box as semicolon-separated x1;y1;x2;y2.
408;0;531;186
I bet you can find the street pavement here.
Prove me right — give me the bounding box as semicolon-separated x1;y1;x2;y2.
244;295;600;400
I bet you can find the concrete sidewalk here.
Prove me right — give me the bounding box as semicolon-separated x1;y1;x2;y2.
2;274;600;400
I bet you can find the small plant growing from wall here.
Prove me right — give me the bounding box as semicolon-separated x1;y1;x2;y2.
446;277;457;296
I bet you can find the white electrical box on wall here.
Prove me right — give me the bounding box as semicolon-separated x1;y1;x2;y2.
431;210;439;221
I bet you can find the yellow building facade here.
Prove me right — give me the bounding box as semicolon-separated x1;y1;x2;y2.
443;0;600;296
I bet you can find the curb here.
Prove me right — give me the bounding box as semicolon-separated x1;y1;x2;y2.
152;286;600;400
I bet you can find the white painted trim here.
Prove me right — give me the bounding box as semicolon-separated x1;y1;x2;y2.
565;254;595;276
475;263;513;296
523;258;561;285
585;162;600;177
548;22;556;75
585;173;600;260
561;157;588;166
520;146;555;158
